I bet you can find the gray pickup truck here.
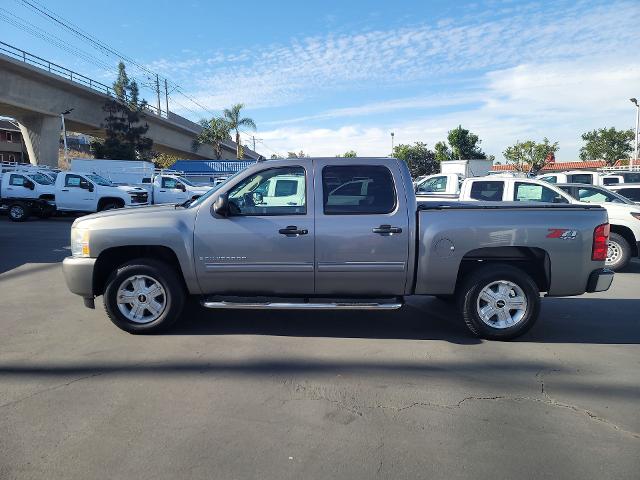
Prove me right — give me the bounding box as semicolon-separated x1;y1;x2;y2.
62;157;614;340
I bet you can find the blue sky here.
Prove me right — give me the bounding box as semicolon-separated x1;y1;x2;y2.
3;0;640;160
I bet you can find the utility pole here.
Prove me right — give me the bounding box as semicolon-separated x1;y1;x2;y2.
250;136;263;152
60;108;73;165
155;74;161;116
631;98;639;170
164;78;169;117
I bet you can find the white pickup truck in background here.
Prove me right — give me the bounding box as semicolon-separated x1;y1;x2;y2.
70;158;211;205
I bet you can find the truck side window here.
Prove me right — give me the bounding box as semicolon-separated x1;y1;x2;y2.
322;165;396;214
417;176;447;193
162;177;178;189
617;188;640;202
567;174;593;184
514;183;568;203
9;174;26;186
469;181;504;201
227;166;306;216
539;176;556;184
65;174;83;188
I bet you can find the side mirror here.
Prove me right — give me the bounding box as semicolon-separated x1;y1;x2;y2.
25;180;35;190
177;183;186;192
213;193;229;217
88;183;94;192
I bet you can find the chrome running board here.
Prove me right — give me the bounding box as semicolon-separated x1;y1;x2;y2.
201;299;403;310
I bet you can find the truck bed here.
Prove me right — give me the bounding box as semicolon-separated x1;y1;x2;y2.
413;201;608;297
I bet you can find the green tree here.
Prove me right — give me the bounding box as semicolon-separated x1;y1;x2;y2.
192;117;231;160
270;154;279;159
503;138;559;174
579;127;634;166
113;61;129;102
337;150;357;157
153;152;180;169
91;63;153;160
223;103;256;159
392;142;439;177
287;151;308;158
434;141;452;162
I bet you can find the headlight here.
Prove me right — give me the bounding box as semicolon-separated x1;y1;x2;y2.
70;227;90;257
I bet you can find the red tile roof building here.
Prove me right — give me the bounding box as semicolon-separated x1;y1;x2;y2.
491;160;626;172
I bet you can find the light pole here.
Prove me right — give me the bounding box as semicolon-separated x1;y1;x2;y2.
630;98;639;170
390;132;395;156
60;108;73;164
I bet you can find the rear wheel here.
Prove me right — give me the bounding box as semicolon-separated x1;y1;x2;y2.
8;202;30;222
605;232;631;271
103;259;185;334
457;264;540;340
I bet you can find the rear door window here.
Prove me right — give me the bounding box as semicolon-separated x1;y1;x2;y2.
617;188;640;202
514;182;568;203
9;174;26;186
323;165;396;214
469;181;504;201
65;174;83;187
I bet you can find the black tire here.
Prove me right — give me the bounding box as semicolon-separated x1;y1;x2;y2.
605;232;631;271
457;264;540;340
103;258;185;334
99;202;121;211
8;202;30;222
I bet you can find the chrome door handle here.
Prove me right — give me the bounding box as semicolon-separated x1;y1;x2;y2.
372;224;402;235
279;225;308;236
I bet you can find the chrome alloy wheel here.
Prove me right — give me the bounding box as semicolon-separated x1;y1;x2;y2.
116;275;166;324
606;241;621;266
9;205;25;219
476;280;527;329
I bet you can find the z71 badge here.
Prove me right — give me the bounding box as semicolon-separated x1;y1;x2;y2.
546;229;578;240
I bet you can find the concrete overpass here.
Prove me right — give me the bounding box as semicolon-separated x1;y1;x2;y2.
0;44;261;167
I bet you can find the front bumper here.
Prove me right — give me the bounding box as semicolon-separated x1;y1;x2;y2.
586;268;614;293
62;256;96;299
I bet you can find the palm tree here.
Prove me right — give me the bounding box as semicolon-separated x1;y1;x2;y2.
223;103;256;159
192;117;231;160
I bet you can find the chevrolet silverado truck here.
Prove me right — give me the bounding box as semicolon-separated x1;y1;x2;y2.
62;157;613;340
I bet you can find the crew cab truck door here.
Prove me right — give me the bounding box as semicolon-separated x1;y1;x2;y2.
155;176;187;204
4;174;31;198
57;173;95;211
193;164;314;295
314;159;410;296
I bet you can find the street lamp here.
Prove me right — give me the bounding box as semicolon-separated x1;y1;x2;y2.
390;132;395;156
60;108;73;164
631;98;639;170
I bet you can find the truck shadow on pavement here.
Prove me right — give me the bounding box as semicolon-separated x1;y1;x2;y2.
171;296;640;345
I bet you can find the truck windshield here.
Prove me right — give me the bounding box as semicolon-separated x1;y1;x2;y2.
87;174;113;186
177;176;196;186
27;173;54;185
187;171;243;208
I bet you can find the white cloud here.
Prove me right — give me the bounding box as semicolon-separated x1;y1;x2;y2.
258;60;640;161
158;1;640;111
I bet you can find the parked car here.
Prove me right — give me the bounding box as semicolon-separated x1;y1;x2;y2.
414;173;463;198
536;170;625;187
556;184;640;270
62;157;613;340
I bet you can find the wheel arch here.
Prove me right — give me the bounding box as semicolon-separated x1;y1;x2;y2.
97;196;125;211
455;246;550;294
609;224;638;257
93;245;187;297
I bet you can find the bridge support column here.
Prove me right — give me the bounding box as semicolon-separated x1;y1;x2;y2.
16;114;60;167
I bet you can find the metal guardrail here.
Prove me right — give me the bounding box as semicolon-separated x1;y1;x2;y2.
0;40;166;118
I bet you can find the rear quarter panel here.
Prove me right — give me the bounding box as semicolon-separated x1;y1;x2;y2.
415;204;608;296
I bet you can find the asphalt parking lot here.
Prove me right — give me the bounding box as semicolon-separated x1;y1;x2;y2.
0;217;638;479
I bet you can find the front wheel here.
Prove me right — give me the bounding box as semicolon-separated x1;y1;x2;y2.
605;232;631;271
8;202;30;222
458;264;540;340
103;259;185;334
